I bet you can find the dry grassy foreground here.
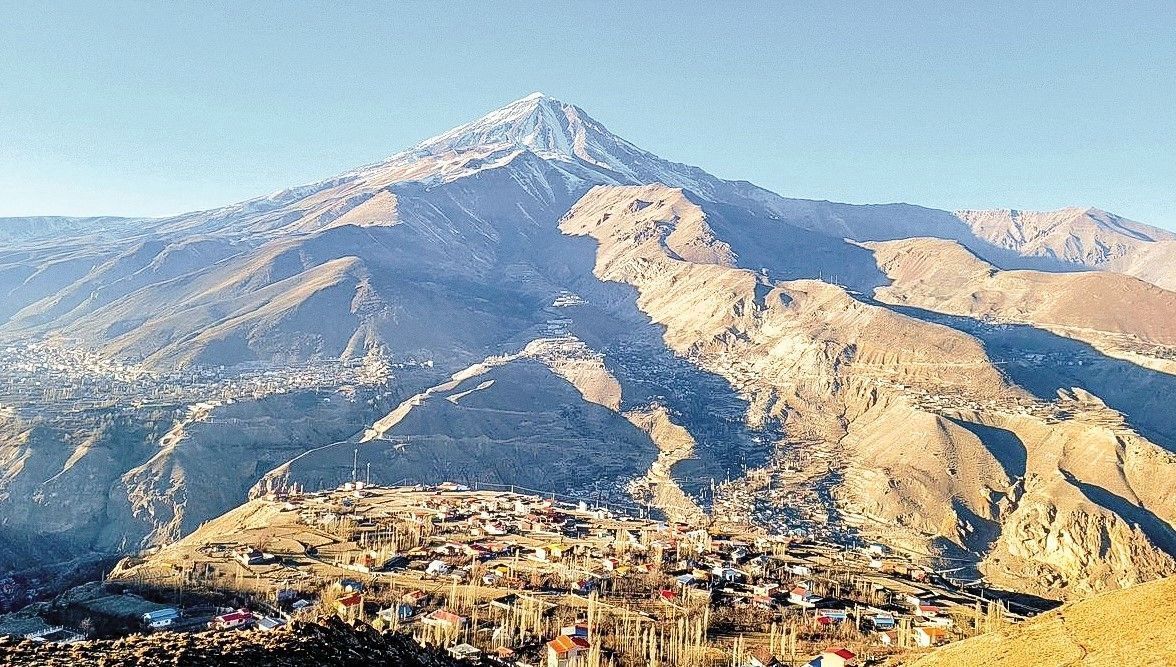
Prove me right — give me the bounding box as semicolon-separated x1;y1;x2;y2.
907;576;1175;667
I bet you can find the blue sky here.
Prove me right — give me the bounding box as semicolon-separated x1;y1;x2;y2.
2;1;1173;227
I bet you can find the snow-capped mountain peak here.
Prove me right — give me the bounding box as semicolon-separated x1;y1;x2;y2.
170;93;749;229
349;92;751;202
401;92;634;174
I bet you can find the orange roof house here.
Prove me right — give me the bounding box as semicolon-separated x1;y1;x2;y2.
546;634;590;667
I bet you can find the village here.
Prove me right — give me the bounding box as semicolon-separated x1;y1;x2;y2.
0;482;1049;666
0;339;422;421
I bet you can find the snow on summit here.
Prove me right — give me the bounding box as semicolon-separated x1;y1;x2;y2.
350;93;728;197
172;92;817;231
407;93;632;170
414;93;586;159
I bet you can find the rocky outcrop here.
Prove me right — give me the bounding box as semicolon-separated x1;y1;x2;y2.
625;404;705;524
0;618;464;667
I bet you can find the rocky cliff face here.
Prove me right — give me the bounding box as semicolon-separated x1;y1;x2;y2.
0;387;393;571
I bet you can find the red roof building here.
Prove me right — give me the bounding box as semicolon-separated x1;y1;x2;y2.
209;609;252;630
547;635;591;653
424;608;467;628
337;593;363;608
807;647;855;667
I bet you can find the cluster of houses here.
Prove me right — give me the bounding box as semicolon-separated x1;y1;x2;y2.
140;606;285;633
317;487;1011;659
663;536;980;652
107;484;1031;664
285;482;667;590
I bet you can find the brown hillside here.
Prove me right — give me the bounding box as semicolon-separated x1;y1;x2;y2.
906;576;1176;667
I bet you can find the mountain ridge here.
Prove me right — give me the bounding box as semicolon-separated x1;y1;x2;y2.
5;93;1172;287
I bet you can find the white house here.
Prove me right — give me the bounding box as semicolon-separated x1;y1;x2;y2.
914;626;948;647
788;586;822;608
141;608;180;629
546;634;590;667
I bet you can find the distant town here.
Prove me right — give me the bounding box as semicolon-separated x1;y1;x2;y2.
0;340;414;421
